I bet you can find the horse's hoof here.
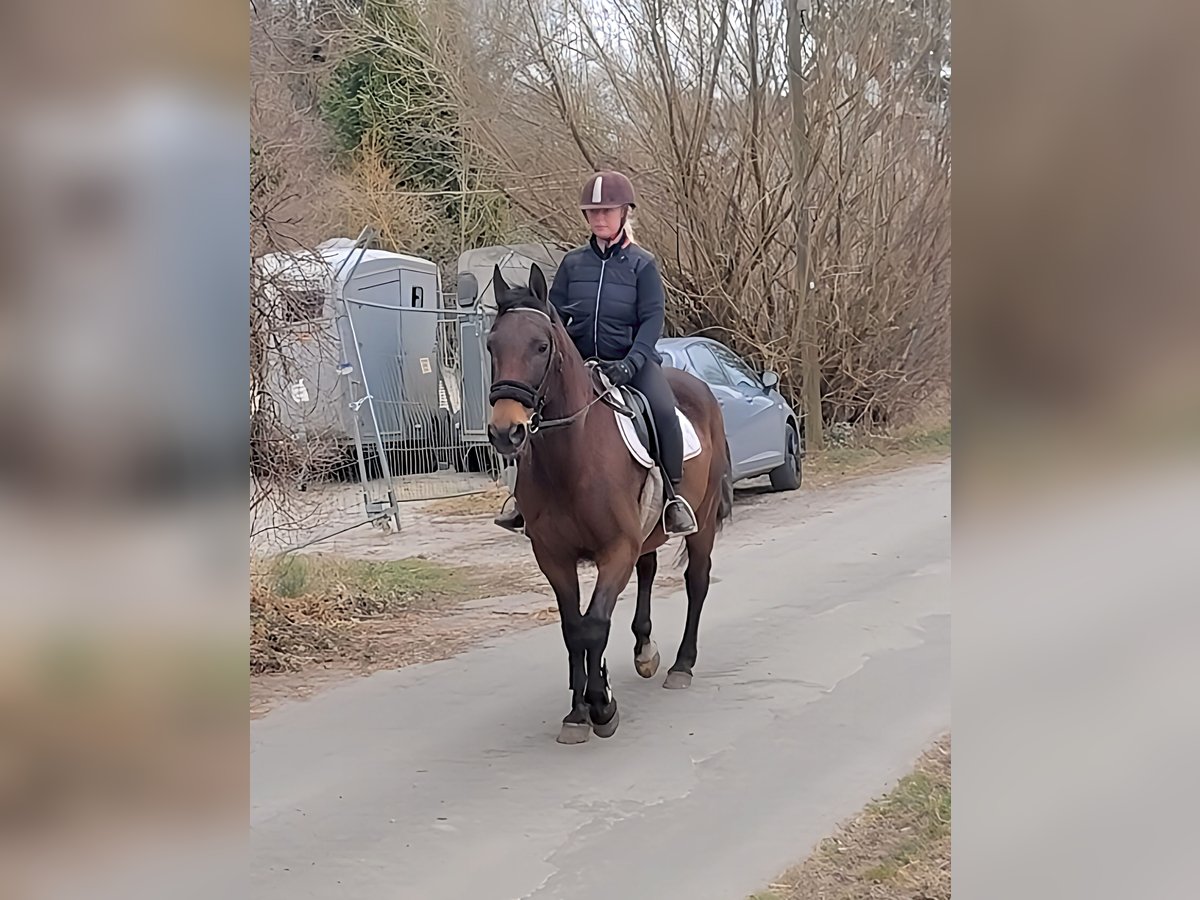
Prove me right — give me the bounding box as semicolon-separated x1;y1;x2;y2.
634;641;660;678
663;669;693;690
556;721;591;744
591;705;619;739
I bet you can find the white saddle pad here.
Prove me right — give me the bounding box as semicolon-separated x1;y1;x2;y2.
613;399;703;469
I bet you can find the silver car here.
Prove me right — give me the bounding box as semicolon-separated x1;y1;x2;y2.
657;337;803;490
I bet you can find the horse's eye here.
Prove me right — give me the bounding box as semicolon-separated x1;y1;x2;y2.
536;342;549;354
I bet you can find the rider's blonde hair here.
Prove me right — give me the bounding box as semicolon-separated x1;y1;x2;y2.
623;209;638;244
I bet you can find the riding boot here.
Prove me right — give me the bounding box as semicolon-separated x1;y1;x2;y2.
662;477;699;537
494;495;526;534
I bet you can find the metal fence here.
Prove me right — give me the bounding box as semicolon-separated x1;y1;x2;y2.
254;230;513;538
333;291;503;530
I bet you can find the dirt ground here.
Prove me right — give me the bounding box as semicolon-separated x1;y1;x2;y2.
250;427;950;717
750;734;951;900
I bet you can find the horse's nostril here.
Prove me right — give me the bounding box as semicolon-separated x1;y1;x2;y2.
488;422;527;454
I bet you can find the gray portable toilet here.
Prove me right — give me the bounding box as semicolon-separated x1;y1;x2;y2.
254;239;444;468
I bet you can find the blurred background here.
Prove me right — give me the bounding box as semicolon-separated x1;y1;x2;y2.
0;2;247;898
954;3;1200;899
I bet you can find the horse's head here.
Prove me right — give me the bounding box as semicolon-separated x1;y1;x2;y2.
486;262;560;458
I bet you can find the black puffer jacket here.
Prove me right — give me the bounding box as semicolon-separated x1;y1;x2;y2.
548;237;666;372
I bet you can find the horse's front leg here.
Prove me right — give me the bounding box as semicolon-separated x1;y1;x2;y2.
580;541;639;738
532;542;589;744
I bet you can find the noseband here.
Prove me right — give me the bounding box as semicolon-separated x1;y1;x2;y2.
487;307;605;433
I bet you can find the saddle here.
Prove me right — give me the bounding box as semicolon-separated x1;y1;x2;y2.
586;363;703;471
588;364;659;461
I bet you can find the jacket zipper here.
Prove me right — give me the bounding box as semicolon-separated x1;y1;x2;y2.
593;259;607;357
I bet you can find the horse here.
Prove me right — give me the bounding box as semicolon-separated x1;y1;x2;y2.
486;262;734;743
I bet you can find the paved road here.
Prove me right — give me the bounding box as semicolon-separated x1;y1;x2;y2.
252;461;951;900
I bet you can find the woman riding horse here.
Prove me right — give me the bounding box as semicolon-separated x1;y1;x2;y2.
495;170;698;537
486;257;732;742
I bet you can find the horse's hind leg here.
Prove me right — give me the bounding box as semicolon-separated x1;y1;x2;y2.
633;551;660;678
665;526;715;690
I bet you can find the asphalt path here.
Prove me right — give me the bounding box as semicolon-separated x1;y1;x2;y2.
251;461;951;899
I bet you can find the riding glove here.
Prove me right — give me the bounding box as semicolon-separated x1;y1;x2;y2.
601;358;636;386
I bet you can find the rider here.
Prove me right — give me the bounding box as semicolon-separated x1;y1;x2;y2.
495;169;699;537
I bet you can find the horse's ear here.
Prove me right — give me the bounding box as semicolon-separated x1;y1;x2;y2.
529;263;549;310
492;264;509;302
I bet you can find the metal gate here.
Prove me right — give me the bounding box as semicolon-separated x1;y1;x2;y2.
456;307;493;444
333;241;501;531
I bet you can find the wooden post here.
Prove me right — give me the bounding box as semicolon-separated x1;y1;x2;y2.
786;0;822;451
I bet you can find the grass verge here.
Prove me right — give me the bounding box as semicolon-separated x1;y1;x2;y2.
250;553;476;675
750;734;950;900
805;423;950;488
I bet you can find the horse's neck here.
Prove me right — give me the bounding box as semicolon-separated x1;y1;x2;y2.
525;412;617;500
544;337;593;421
524;354;612;486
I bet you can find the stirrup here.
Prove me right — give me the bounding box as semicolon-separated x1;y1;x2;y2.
662;495;698;536
494;496;526;535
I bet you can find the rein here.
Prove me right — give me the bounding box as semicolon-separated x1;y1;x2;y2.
487;307;609;434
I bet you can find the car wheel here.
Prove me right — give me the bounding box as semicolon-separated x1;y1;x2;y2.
769;423;802;492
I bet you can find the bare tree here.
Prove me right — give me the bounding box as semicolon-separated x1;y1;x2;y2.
436;0;950;429
253;0;951;442
251;1;354;544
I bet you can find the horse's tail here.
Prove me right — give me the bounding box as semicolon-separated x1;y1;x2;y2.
673;437;734;568
716;440;734;532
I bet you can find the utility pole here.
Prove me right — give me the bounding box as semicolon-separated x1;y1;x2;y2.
786;0;823;452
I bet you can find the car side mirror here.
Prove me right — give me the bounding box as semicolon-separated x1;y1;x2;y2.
761;370;780;390
457;273;479;307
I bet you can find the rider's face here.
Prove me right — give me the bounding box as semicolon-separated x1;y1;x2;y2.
585;206;624;242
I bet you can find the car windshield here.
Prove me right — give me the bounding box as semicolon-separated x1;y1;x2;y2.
710;344;762;389
686;344;731;384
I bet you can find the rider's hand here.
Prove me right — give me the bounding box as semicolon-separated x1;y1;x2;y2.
601;358;635;386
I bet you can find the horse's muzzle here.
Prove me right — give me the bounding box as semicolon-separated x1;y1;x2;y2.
488;421;529;458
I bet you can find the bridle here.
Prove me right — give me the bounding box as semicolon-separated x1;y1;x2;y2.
487;307;607;434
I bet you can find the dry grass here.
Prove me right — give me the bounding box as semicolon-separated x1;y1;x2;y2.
422;483;511;518
250;553;483;675
750;734;951;900
805;423;951;488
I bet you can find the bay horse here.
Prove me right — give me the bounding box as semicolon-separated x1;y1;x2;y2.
486;263;733;743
